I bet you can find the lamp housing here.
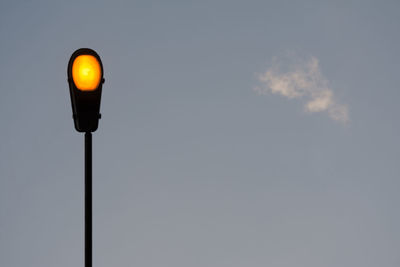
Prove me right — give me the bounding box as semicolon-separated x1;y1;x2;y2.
68;48;104;132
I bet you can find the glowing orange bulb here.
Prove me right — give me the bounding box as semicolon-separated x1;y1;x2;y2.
72;55;101;91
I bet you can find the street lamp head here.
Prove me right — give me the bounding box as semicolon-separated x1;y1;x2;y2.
68;48;104;132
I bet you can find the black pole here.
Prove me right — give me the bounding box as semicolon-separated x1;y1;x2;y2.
85;132;92;267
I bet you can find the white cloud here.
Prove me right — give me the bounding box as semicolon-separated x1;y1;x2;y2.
255;56;349;124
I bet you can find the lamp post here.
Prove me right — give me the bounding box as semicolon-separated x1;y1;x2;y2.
67;48;104;267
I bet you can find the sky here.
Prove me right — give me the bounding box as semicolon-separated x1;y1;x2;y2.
1;0;400;266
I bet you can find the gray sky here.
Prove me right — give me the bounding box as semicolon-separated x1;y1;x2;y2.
1;0;400;266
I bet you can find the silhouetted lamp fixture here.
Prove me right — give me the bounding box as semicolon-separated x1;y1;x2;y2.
68;48;104;132
67;48;104;267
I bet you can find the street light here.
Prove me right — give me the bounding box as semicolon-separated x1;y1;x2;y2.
67;48;104;267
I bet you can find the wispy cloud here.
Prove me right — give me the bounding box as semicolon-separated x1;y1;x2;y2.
255;56;349;124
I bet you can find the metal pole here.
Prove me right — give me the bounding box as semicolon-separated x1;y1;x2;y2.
85;132;92;267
